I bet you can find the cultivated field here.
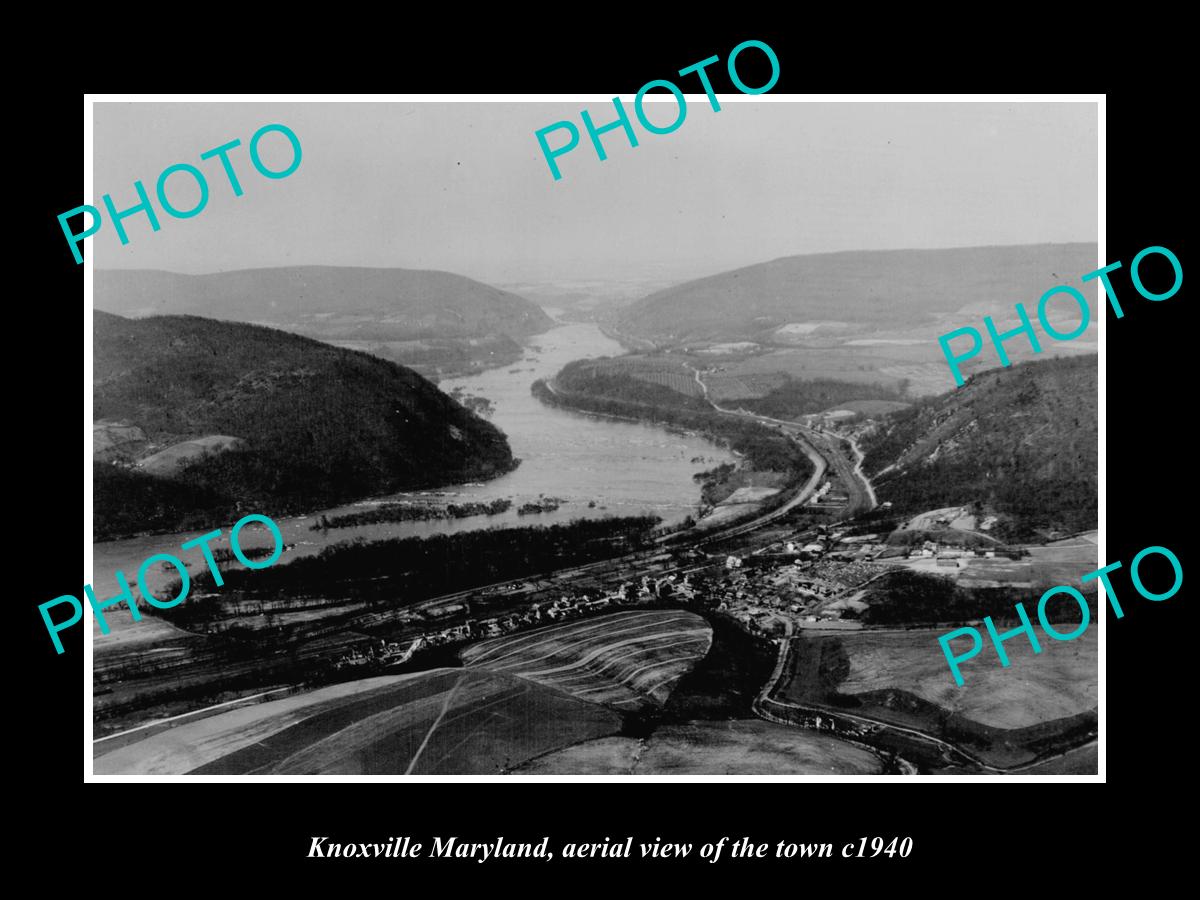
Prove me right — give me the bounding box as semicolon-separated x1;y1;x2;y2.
138;435;244;476
958;531;1099;588
517;719;882;774
825;628;1097;730
461;610;712;709
705;372;787;401
728;347;922;391
832;399;911;416
629;369;704;397
577;356;706;397
95;668;621;775
1025;531;1098;560
772;626;1097;769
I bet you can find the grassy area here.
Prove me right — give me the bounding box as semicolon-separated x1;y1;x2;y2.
773;628;1097;769
517;720;882;774
97;669;621;775
835;629;1097;729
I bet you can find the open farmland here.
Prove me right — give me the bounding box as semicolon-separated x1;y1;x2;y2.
629;369;704;397
95;669;621;775
772;627;1097;769
834;628;1097;729
1025;531;1098;561
572;356;705;398
138;435;245;476
957;532;1099;588
517;719;882;774
462;610;712;709
705;372;787;402
831;399;911;416
724;347;920;391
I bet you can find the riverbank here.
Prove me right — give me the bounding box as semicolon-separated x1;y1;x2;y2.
531;376;810;532
92;322;736;612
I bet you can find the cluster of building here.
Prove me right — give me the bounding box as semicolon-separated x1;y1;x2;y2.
333;571;700;671
328;498;1024;672
802;409;859;430
708;550;880;639
710;567;788;637
335;638;421;670
760;703;878;739
909;539;991;558
801;482;849;511
797;557;880;589
703;515;944;638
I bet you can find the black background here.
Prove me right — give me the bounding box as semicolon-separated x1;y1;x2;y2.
20;24;1189;885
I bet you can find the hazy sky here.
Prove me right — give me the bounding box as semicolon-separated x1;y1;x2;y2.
92;101;1098;284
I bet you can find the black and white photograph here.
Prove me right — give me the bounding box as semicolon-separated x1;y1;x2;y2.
83;97;1102;779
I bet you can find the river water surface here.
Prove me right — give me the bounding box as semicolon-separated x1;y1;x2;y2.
92;320;733;603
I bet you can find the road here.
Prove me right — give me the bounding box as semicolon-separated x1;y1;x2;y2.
97;368;1089;774
684;370;1093;773
750;619;920;775
689;366;877;522
442;378;1091;774
846;434;878;509
552;366;868;541
751;622;1096;774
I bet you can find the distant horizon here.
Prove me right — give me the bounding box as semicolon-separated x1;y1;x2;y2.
92;237;1101;289
93;102;1099;286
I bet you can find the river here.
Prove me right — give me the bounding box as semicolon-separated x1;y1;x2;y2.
91;319;734;602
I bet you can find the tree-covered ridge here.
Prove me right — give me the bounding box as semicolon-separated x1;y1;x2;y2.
860;354;1097;539
858;571;1091;626
617;243;1098;343
94;311;517;540
94;267;554;341
547;361;809;476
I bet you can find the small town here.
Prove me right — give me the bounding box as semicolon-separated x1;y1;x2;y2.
331;497;1026;671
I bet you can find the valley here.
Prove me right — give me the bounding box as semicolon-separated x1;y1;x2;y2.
91;249;1099;778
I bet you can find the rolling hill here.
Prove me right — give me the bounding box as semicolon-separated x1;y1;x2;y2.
859;354;1097;540
95;266;554;339
93;311;517;539
94;266;555;376
618;243;1098;344
93;670;623;775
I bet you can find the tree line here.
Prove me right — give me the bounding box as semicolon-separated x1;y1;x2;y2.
536;364;811;477
153;515;662;627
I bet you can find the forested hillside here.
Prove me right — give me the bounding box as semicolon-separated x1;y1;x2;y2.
618;243;1097;344
95;267;553;341
860;355;1097;540
94;312;516;539
95;267;555;377
541;362;810;480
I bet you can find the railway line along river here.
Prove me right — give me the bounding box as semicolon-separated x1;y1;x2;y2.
91;317;736;625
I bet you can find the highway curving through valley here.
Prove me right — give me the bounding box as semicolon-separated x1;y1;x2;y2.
688;366;877;530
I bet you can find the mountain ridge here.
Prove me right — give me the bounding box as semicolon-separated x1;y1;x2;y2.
94;265;555;341
618;242;1099;344
859;353;1097;540
93;310;517;540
